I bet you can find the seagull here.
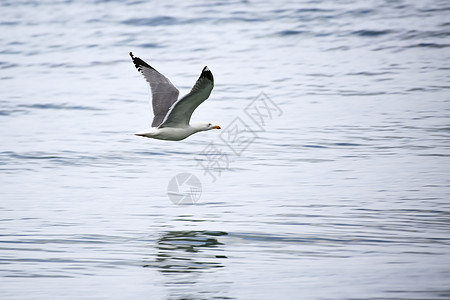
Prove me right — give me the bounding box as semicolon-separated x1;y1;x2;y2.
129;52;220;141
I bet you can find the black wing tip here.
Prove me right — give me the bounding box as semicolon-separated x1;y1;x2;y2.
201;66;214;82
129;52;154;72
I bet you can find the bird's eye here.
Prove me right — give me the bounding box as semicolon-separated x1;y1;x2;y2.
208;123;211;126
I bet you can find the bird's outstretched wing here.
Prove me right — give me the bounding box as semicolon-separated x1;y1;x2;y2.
159;66;214;128
129;52;179;128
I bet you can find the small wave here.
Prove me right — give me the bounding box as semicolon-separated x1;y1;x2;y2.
0;109;24;116
0;151;131;168
1;151;69;163
418;7;450;13
400;30;450;40
228;231;389;247
6;152;63;160
295;8;335;14
0;21;20;26
138;43;165;49
19;103;101;111
406;43;450;49
334;143;361;147
304;144;327;149
346;71;394;76
122;16;178;26
0;61;18;69
347;8;375;15
135;151;168;156
351;29;393;37
0;102;100;117
419;153;449;157
276;30;304;36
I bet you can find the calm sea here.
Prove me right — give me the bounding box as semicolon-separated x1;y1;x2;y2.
1;0;449;299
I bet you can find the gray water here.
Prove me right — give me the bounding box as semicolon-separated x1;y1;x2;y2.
1;0;450;299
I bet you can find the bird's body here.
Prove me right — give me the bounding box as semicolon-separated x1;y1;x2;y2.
134;123;213;141
129;52;220;141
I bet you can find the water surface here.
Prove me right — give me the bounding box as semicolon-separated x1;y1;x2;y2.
1;0;449;299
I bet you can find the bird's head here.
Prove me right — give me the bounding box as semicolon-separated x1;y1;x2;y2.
192;122;221;132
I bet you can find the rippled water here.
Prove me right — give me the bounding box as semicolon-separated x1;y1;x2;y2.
1;0;450;299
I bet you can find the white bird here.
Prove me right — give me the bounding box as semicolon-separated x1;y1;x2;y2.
129;52;220;141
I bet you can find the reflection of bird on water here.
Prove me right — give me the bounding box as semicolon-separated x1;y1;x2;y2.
144;230;227;273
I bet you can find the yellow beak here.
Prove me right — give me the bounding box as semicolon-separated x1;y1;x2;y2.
212;125;221;129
